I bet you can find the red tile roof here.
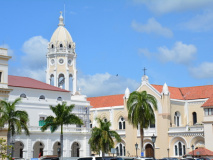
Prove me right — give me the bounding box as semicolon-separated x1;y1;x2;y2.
8;75;69;92
88;84;213;108
87;94;124;108
187;147;213;156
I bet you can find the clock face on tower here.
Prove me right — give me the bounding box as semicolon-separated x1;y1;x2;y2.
59;58;64;64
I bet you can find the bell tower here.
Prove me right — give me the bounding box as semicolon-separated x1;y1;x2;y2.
46;12;77;94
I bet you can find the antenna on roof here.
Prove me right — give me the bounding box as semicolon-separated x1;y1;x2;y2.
64;3;66;25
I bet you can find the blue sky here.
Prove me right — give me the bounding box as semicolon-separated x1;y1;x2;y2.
1;0;213;97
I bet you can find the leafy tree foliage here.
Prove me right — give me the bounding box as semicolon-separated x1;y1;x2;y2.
41;102;83;158
89;118;121;157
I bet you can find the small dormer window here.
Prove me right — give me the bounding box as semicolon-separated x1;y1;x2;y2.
60;44;63;48
57;97;62;101
39;95;45;100
69;44;71;48
51;44;54;48
20;93;27;98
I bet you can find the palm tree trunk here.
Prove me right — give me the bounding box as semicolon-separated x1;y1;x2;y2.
7;130;11;156
60;124;63;159
140;127;144;156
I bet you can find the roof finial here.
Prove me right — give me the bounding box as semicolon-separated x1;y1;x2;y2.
58;11;65;26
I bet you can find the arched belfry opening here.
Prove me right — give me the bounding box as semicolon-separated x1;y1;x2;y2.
50;74;54;86
69;74;73;92
58;74;65;89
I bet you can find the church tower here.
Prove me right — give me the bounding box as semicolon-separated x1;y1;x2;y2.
46;12;77;94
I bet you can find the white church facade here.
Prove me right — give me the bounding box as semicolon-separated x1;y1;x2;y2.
0;13;91;159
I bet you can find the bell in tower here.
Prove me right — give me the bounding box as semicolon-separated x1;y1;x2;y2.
46;12;77;94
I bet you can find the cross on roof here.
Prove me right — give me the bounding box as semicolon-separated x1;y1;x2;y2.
143;67;147;75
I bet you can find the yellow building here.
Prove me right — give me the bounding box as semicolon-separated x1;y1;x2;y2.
88;75;213;159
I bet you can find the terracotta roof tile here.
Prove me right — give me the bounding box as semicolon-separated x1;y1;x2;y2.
87;94;124;108
88;84;213;108
8;75;69;92
188;147;213;156
152;85;184;100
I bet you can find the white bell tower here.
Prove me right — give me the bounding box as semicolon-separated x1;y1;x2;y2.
46;12;77;94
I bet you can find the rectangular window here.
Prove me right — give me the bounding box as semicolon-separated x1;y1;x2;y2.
0;72;2;83
39;117;46;126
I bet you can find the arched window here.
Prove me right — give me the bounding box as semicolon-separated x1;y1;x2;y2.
118;117;125;130
20;93;26;98
51;44;54;48
69;44;71;48
174;111;181;127
60;44;63;48
116;143;126;156
57;97;62;101
193;112;197;125
69;74;73;91
174;141;185;156
39;95;45;100
103;118;107;122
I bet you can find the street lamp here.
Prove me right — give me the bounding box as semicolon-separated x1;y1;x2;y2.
167;148;169;158
191;145;194;159
151;134;157;160
135;143;138;157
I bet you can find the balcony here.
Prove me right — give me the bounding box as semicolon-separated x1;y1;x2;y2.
168;125;204;135
28;125;90;133
115;129;126;136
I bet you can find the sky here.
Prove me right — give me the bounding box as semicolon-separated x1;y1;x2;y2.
1;0;213;97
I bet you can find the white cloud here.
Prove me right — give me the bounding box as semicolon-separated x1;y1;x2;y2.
22;36;48;69
158;41;197;65
189;62;213;79
133;0;213;14
182;10;213;32
131;18;173;38
138;48;152;58
78;72;139;97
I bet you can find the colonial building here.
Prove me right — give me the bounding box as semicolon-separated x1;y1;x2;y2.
88;75;213;159
0;12;91;159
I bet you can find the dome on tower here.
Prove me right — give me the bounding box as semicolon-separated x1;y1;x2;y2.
49;12;73;49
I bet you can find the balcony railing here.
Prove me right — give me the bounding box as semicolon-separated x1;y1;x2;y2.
115;129;126;135
28;126;90;133
168;125;203;133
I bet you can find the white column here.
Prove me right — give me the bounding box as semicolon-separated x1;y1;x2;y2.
73;55;77;94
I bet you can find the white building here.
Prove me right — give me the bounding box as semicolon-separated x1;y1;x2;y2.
0;12;91;159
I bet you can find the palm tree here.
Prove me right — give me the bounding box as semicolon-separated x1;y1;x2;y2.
41;102;83;158
88;118;121;157
127;90;157;154
0;98;30;156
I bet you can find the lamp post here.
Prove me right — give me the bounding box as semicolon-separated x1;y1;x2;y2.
191;145;194;159
135;143;138;157
167;148;169;158
151;134;157;160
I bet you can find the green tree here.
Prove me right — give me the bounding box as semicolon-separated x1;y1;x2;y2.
0;138;12;160
0;98;30;156
41;102;83;158
88;118;121;157
127;90;158;153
